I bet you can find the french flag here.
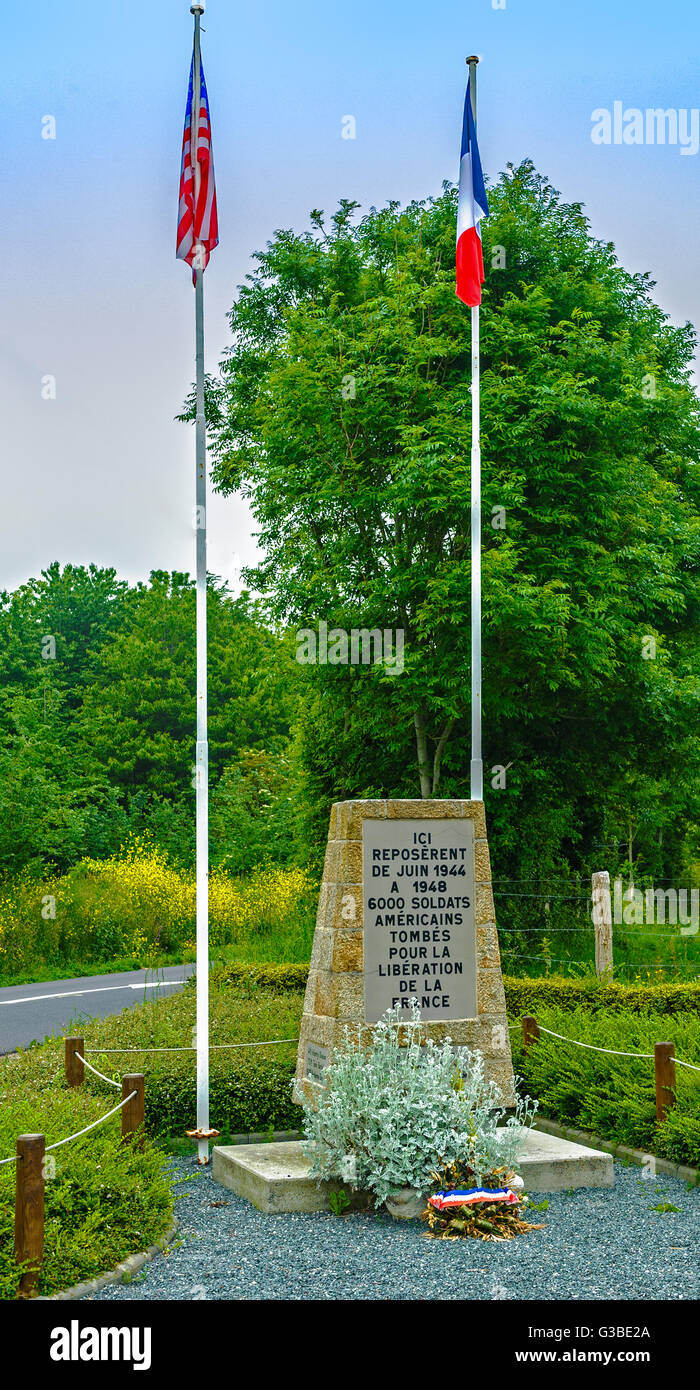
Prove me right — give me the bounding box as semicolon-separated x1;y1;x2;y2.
456;78;489;307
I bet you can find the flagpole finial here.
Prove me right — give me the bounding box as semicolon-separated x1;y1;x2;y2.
190;3;205;13
466;55;480;65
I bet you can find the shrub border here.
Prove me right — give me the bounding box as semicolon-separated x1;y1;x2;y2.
211;962;700;1016
36;1223;178;1303
535;1118;700;1186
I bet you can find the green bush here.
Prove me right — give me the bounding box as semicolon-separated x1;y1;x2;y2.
209;961;310;993
504;975;700;1018
510;1004;700;1167
0;1060;173;1299
64;979;305;1138
657;1108;700;1167
142;1059;299;1137
301;1003;536;1205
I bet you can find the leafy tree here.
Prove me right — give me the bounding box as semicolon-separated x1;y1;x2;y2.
0;691;107;873
0;563;129;714
202;163;700;880
0;565;302;874
0;565;129;873
210;747;301;873
79;571;297;802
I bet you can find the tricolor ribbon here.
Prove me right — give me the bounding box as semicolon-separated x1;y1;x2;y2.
428;1187;520;1211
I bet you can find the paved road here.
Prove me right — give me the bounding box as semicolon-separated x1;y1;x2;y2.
0;965;195;1053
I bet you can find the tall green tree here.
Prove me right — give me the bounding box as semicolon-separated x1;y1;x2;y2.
78;571;300;854
0;565;302;873
0;563;129;713
0;689;106;873
0;565;130;872
202;163;700;878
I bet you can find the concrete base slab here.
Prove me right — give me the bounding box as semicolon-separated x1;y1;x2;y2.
518;1126;614;1192
212;1141;373;1214
212;1128;614;1214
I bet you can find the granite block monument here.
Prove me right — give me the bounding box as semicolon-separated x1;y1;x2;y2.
293;797;515;1107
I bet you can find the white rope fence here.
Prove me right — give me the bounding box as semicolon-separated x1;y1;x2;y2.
84;1038;298;1053
536;1026;655;1060
521;1020;700;1074
0;1089;137;1167
75;1052;121;1088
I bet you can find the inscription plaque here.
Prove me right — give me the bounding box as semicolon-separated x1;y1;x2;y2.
304;1041;330;1085
363;817;476;1022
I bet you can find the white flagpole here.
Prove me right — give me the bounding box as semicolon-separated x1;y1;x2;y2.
467;55;483;803
191;1;210;1165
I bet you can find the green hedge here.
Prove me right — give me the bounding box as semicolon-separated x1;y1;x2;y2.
504;975;700;1018
511;1005;700;1168
210;961;309;993
73;979;305;1139
211;962;700;1019
141;1057;299;1138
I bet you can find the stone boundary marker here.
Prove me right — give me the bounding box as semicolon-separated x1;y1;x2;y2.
294;798;515;1107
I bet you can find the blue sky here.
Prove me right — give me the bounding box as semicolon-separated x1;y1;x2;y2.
2;0;699;592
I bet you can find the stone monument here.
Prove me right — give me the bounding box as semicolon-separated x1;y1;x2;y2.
213;797;613;1208
293;798;515;1107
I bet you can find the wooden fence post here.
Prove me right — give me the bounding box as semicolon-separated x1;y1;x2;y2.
655;1042;676;1122
121;1074;145;1148
592;871;613;978
15;1134;45;1299
64;1036;84;1088
522;1015;540;1054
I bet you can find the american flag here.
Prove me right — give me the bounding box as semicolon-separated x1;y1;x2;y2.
177;54;218;281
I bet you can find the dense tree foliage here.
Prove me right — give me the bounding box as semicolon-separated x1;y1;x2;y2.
0;566;300;874
201;162;700;882
3;164;698;891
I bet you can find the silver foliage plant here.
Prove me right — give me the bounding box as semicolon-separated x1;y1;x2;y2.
301;1003;538;1206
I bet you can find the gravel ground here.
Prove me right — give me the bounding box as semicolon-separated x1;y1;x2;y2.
92;1158;700;1302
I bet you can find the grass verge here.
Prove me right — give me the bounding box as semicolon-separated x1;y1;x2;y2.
0;1054;174;1299
7;978;305;1141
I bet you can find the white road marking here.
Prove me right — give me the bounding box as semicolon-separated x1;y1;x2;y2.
0;980;184;1007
